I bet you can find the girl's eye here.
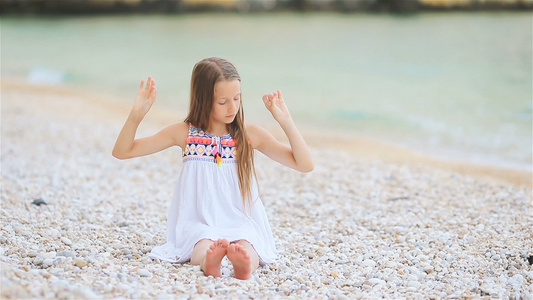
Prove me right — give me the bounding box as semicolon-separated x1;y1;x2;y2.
218;101;227;105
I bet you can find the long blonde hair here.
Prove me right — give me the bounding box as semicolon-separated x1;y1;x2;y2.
184;57;256;208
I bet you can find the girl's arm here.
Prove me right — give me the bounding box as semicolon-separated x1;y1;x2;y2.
248;90;314;173
112;77;187;159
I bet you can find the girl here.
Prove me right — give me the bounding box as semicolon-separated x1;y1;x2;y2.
112;57;313;280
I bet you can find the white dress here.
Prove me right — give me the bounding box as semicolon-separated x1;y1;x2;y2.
149;125;278;264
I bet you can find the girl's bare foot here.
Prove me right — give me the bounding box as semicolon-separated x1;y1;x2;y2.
227;243;252;280
203;239;229;277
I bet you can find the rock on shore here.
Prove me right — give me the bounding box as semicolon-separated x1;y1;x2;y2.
1;85;532;298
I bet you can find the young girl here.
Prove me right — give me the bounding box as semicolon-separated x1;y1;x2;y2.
112;57;313;280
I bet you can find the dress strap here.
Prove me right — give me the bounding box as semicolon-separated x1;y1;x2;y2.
188;125;205;138
187;124;194;138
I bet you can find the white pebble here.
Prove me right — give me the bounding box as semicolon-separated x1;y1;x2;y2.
363;260;377;267
508;274;524;285
57;250;76;258
73;285;99;299
50;268;64;275
368;278;386;286
43;258;54;268
526;271;533;280
407;281;421;289
221;267;231;277
221;258;229;267
61;237;73;245
138;269;152;277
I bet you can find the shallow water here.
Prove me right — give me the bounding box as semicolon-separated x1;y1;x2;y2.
1;12;531;169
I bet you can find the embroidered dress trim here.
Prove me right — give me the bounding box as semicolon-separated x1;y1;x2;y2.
183;126;237;165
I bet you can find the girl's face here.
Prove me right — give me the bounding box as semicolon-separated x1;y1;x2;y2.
210;79;241;127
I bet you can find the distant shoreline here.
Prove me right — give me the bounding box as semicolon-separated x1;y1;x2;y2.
3;78;531;187
1;0;532;15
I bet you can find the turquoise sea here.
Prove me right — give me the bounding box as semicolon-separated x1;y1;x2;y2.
1;12;531;170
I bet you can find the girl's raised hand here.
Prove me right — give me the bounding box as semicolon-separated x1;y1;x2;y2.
262;90;291;123
132;76;157;119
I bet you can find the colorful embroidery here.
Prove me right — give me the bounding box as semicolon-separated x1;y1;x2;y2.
183;126;237;164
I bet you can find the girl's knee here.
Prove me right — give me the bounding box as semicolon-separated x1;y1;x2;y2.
194;239;214;247
235;240;254;250
233;239;249;246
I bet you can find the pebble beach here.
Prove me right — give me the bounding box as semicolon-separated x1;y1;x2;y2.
1;82;532;299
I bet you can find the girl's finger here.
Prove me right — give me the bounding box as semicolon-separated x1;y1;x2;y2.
145;76;152;91
262;95;273;110
271;93;278;104
139;79;145;89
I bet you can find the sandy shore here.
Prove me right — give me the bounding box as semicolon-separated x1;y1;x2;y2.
1;81;532;299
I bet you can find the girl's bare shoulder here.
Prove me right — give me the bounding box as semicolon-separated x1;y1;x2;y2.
245;123;272;148
174;121;190;131
163;121;189;148
245;123;266;136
